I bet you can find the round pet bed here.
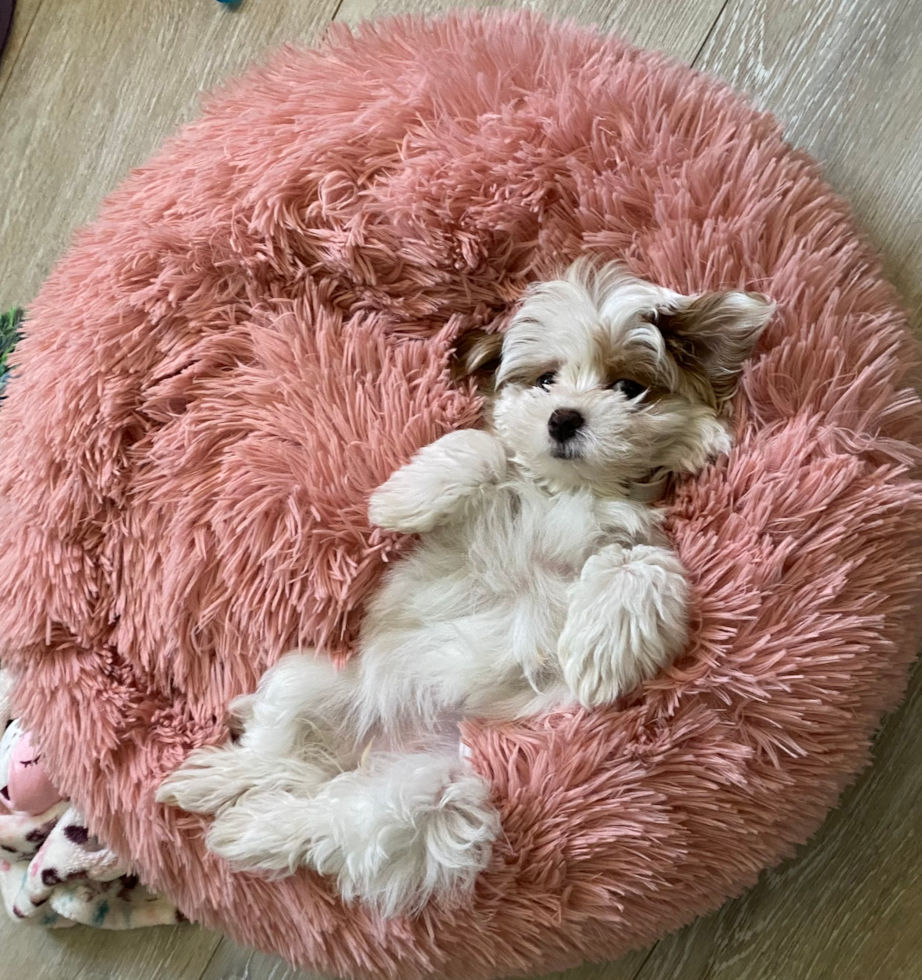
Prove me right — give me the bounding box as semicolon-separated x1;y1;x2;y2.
2;11;922;979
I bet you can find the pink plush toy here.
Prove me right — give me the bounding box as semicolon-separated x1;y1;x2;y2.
0;721;64;816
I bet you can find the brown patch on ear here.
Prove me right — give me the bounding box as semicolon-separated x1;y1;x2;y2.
449;329;504;387
657;292;773;404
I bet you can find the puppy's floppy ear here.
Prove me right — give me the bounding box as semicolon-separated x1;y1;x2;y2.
656;292;774;403
449;329;504;387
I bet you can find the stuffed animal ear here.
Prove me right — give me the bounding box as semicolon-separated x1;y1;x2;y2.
449;329;504;387
655;291;774;403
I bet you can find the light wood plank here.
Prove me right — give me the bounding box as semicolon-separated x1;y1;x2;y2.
0;919;221;980
199;933;654;980
0;0;341;311
197;942;323;980
334;0;726;64
516;957;655;980
695;0;922;326
198;942;656;980
0;0;43;99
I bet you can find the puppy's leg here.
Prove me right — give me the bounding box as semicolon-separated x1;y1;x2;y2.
233;651;359;757
369;429;507;533
208;750;499;917
307;750;498;917
558;544;689;707
157;652;358;814
158;749;334;817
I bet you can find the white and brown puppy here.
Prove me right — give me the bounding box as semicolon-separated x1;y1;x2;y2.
158;260;772;918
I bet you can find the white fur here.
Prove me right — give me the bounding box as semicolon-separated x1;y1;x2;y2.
0;668;13;733
558;544;689;706
158;262;772;917
369;428;508;533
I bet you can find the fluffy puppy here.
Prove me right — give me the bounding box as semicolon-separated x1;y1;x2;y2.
158;260;773;917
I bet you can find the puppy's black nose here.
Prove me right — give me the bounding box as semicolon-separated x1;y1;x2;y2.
548;408;585;443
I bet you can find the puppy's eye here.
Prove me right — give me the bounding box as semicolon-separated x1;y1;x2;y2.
608;379;647;399
535;372;556;390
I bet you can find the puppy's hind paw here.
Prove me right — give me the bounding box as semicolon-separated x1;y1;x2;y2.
156;745;257;815
307;761;499;917
205;790;316;874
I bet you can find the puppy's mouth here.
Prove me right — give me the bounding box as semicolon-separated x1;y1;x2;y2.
550;441;582;460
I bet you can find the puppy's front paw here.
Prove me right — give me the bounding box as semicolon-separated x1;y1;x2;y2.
558;544;689;707
369;429;507;533
368;481;435;535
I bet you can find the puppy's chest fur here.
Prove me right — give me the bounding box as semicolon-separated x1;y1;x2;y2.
362;477;664;720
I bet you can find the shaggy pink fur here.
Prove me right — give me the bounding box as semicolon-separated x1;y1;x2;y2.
1;11;921;979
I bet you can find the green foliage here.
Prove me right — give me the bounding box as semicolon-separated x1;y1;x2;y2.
0;307;24;396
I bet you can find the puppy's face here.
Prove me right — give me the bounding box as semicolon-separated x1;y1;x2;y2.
459;262;773;496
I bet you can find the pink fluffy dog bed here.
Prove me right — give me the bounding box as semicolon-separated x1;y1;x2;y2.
2;10;922;979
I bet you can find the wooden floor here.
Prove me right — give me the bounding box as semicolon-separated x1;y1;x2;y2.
1;0;921;978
